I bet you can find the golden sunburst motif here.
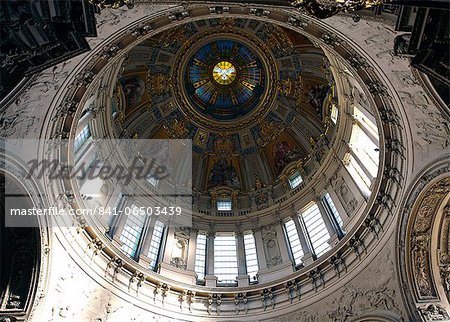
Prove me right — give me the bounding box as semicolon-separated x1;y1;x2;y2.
212;61;237;85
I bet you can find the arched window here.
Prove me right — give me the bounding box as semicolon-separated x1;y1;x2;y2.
346;105;380;196
243;232;259;283
300;202;331;257
148;220;165;271
284;219;304;266
350;124;379;178
214;234;238;285
345;152;372;195
354;105;378;139
119;204;146;258
194;232;207;282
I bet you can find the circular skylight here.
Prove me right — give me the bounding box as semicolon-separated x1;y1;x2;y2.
185;39;265;121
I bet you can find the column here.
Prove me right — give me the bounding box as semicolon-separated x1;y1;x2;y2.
162;226;176;264
350;150;375;181
274;223;292;264
134;218;152;262
254;229;268;270
186;228;197;271
112;204;128;245
104;190;123;237
355;117;379;145
316;197;340;246
236;232;249;287
292;215;314;265
327;188;349;224
138;217;156;267
76;141;98;168
204;232;217;287
102;185;122;231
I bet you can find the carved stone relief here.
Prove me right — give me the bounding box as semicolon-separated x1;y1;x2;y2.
170;228;189;269
330;171;357;215
418;304;450;322
274;247;404;321
439;205;450;302
410;178;450;300
262;225;282;268
326;15;448;163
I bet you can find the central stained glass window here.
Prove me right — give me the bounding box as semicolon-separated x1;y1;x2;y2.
185;39;265;121
212;61;237;85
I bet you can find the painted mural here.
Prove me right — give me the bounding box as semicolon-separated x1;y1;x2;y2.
208;158;241;189
273;141;302;175
119;76;146;107
307;84;330;109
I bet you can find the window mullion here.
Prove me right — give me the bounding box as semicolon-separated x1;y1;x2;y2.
316;197;340;243
350;150;374;181
356;119;379;145
134;214;152;261
292;215;315;262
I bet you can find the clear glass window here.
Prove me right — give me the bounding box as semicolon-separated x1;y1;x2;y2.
195;233;207;281
346;153;371;195
148;220;165;270
217;200;232;211
244;232;259;283
214;234;238;284
331;103;339;124
323;192;344;230
119;204;146;258
301;203;331;257
354;105;378;139
289;173;303;189
284;219;304;266
74;124;91;153
350;125;379;178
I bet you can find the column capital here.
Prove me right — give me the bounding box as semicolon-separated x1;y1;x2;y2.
252;225;262;233
189;227;199;234
207;222;215;237
274;223;292;265
289;202;297;216
235;221;243;236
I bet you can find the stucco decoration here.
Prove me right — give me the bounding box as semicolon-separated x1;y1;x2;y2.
262;224;282;268
410;178;450;300
438;205;450;303
274;246;404;321
398;160;450;321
